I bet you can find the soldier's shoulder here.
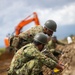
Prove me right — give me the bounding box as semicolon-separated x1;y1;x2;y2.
22;43;35;50
35;25;43;30
22;43;38;55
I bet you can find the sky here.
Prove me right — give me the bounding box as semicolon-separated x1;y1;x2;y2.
0;0;75;47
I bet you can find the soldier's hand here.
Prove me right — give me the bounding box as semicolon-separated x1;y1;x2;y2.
58;61;64;66
56;64;64;72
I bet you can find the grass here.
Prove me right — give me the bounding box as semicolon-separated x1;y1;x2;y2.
0;48;6;56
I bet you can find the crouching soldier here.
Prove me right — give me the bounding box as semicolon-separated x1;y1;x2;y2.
8;33;63;75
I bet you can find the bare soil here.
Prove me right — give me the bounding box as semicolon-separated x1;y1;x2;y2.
0;50;14;75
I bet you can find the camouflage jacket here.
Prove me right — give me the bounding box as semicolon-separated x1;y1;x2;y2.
47;38;65;49
8;43;57;75
41;48;58;63
45;38;63;60
10;25;43;50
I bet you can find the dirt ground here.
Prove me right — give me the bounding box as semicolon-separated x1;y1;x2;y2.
0;43;75;75
60;43;75;75
0;50;14;75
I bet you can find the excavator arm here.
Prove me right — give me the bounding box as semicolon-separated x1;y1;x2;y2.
4;12;40;47
15;12;40;35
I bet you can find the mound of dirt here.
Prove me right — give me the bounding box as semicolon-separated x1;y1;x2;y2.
43;43;75;75
60;43;75;75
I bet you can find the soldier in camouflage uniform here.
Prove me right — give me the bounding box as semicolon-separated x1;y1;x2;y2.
9;20;57;52
46;36;65;59
48;36;65;49
8;33;63;75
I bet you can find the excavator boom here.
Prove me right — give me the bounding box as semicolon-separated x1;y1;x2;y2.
15;12;40;35
4;12;40;47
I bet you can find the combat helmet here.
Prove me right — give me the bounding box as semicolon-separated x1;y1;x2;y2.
53;35;57;39
44;20;57;32
34;33;47;44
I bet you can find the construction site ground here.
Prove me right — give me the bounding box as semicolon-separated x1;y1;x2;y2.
0;43;75;75
0;50;14;75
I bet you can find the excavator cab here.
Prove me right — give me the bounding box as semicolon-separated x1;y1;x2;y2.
4;12;40;48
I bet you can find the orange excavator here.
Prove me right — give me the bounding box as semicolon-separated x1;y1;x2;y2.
4;12;40;48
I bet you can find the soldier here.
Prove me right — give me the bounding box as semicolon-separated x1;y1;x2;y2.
9;20;57;53
52;36;65;47
46;35;65;60
8;33;63;75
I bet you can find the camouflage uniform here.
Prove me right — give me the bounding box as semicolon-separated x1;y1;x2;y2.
46;37;65;49
10;25;43;52
41;48;58;63
46;37;64;60
10;25;58;62
8;43;57;75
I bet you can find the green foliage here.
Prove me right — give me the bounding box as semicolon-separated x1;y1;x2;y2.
0;48;6;55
